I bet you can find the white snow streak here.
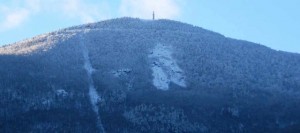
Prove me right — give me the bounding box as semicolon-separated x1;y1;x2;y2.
149;43;186;90
80;32;105;133
151;65;170;90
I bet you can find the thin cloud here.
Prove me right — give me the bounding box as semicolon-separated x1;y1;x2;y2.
0;0;181;32
0;9;30;31
0;0;111;32
0;1;36;32
61;0;111;23
119;0;181;19
24;0;41;12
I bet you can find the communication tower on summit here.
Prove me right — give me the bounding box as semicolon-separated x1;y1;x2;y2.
153;11;155;20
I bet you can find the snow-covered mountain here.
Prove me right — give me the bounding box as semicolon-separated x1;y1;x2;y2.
1;17;300;133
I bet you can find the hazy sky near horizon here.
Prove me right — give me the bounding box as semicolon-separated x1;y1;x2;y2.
0;0;299;53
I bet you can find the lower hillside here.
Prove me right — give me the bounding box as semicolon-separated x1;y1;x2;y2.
0;18;300;132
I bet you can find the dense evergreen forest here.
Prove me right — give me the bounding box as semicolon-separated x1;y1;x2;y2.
0;18;300;132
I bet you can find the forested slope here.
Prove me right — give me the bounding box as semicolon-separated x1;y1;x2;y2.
0;18;300;133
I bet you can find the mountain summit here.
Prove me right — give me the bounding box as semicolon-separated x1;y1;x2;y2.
1;18;300;132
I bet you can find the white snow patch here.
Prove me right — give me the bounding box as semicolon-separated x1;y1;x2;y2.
151;65;170;90
56;89;68;97
89;85;101;111
112;68;132;78
149;43;186;90
228;107;239;117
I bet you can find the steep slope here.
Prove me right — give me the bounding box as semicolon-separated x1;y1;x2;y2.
1;18;300;132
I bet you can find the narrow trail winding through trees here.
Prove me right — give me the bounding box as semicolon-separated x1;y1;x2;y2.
79;32;106;133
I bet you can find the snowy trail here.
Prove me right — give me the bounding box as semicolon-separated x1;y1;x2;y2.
79;32;106;133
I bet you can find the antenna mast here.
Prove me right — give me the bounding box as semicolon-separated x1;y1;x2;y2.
153;11;155;20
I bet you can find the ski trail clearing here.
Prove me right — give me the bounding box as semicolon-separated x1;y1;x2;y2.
80;32;106;133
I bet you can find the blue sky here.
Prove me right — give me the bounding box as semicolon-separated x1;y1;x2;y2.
0;0;299;53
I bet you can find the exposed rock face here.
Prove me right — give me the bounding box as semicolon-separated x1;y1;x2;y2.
149;43;186;90
0;18;300;132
